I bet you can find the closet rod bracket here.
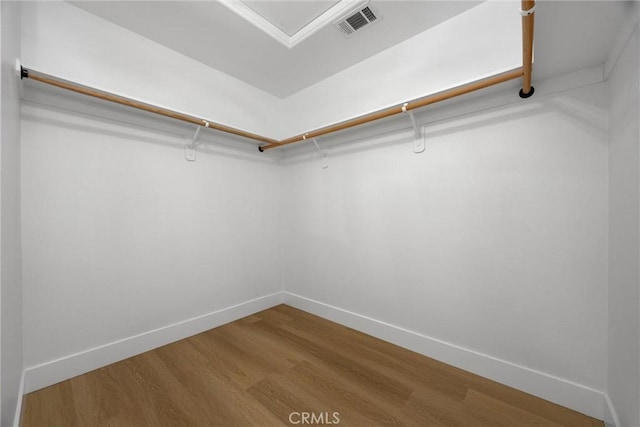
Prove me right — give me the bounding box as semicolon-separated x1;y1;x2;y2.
402;103;425;153
520;4;536;16
304;134;329;169
184;121;210;162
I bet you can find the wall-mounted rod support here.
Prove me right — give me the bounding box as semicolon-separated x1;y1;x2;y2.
520;0;535;98
403;103;425;154
20;67;279;146
191;125;203;146
402;103;420;139
304;134;329;169
260;68;523;151
184;121;210;162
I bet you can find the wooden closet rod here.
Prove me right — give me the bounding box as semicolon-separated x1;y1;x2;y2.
520;0;535;98
259;68;523;151
20;67;279;146
21;1;534;152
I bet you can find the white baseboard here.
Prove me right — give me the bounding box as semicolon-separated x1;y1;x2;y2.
603;393;621;427
12;370;26;427
283;292;607;421
24;292;284;393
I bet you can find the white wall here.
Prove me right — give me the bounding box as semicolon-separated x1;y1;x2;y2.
18;66;615;422
0;1;23;426
20;0;286;139
607;17;640;427
282;80;609;413
20;86;283;384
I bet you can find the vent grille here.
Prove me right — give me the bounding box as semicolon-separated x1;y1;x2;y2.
362;7;376;22
335;6;379;36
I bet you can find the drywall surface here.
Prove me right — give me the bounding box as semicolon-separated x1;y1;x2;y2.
20;90;283;375
0;1;23;425
283;82;609;398
607;22;640;427
283;1;521;138
20;0;286;140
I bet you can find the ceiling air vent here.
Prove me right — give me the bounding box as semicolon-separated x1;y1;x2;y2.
336;5;379;36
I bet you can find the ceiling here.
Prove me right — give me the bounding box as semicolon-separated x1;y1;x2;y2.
69;1;629;100
69;1;482;98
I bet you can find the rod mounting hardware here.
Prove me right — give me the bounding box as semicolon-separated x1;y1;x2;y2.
519;87;535;99
304;134;329;169
184;121;210;162
402;103;425;154
520;5;535;16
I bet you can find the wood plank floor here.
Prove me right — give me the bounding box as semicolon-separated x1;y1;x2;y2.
22;305;604;427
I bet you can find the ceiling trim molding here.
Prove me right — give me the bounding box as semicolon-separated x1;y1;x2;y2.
219;0;368;49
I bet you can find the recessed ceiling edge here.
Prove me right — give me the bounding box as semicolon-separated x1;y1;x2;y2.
219;0;369;49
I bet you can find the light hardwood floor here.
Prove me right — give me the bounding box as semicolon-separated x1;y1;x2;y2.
22;305;604;426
